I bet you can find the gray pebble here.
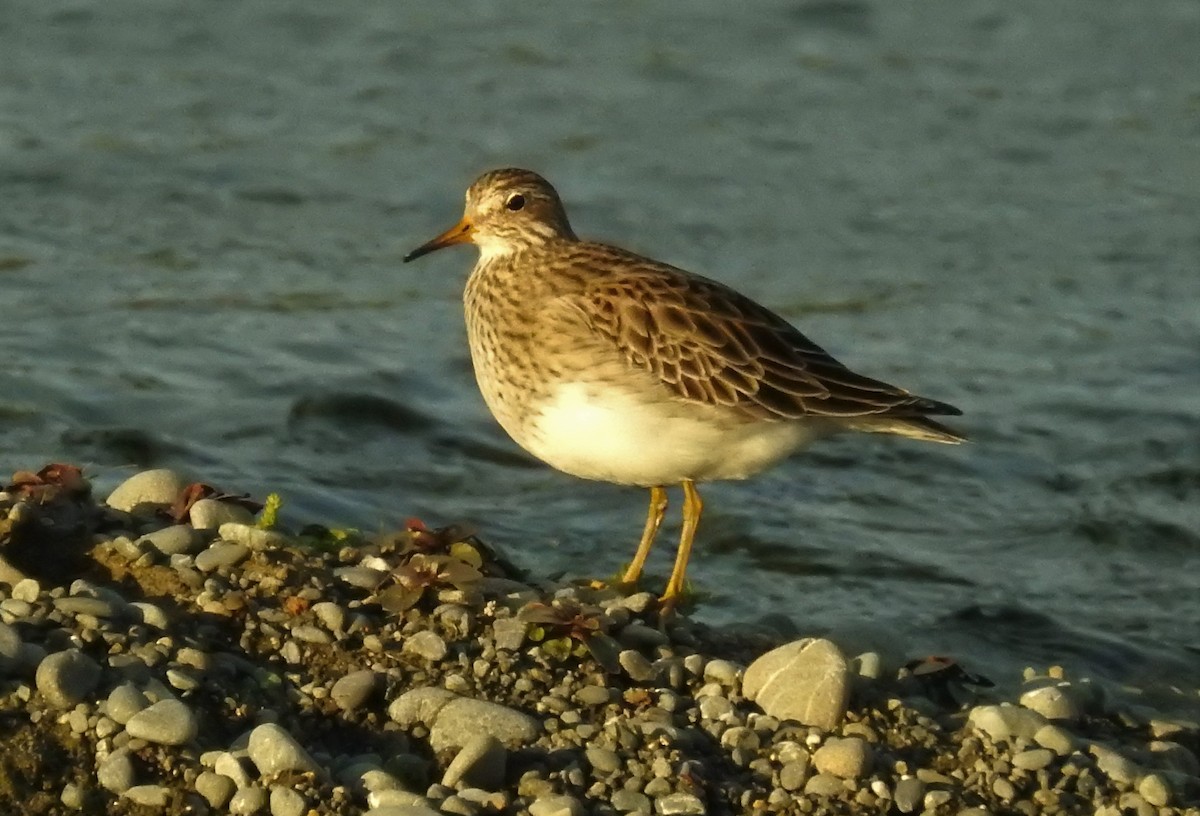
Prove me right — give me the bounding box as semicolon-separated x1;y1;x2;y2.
611;789;651;814
312;601;346;634
332;669;378;711
11;578;41;603
1011;747;1055;770
105;683;150;724
992;777;1016;800
36;649;101;709
191;498;255;530
106;469;186;512
195;770;236;808
229;785;269;814
291;624;332;645
586;747;622;775
122;785;170;807
247;722;322;776
803;774;845;797
618;649;656;682
280;640;303;665
215;752;256;789
404;631;448;661
195;541;251;572
0;621;22;675
53;596;120;619
618;622;670;650
574;685;610;707
125;698;198;745
779;759;809;790
129;601;170;630
60;781;85;809
742;638;849;730
893;777;925;813
529;794;585;816
812;736;873;779
218;522;289;551
491;617;526;651
968;703;1049;742
429;698;540;752
1089;743;1141;784
1033;723;1077;756
697;694;733;721
98;749;136;793
270;785;307;816
923;790;952;809
139;524;203;556
442;734;506;791
1138;773;1172;807
703;659;740;687
1020;684;1083;721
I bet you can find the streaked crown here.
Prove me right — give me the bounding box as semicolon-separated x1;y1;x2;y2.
465;168;577;255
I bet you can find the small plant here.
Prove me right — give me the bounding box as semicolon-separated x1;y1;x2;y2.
518;599;621;672
257;492;283;529
374;553;483;613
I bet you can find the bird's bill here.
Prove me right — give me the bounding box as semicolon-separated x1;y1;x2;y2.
403;217;474;262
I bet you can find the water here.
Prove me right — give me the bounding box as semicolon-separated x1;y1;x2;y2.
3;1;1198;704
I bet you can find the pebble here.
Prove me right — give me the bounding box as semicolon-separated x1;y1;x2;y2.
53;596;121;619
36;649;101;709
215;752;256;789
129;601;170;629
124;698;199;745
196;770;236;808
0;621;22;675
269;785;307;816
803;773;845;797
779;759;809;790
229;785;269;814
618;649;656;682
703;658;740;687
1033;723;1077;756
585;747;622;775
60;781;85;809
1137;772;1172;807
812;736;873;779
611;790;652;813
390;690;539;752
218;522;289;551
529;793;585;816
98;748;136;793
404;630;448;661
12;577;41;602
190;498;255;530
893;777;924;813
247;722;322;776
106;469;187;511
1011;747;1055;770
195;541;251;572
331;669;378;711
1089;743;1141;784
1020;684;1083;721
968;703;1049;742
742;638;849;729
139;524;203;556
123;785;170;807
442;734;506;790
105;682;150;724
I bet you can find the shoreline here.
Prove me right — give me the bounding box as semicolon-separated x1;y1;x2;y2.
1;466;1197;815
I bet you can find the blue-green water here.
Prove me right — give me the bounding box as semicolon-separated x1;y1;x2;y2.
2;1;1198;701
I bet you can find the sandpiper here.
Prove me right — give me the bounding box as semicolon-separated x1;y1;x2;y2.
405;168;964;611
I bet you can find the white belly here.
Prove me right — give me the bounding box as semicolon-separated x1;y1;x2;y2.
516;382;830;486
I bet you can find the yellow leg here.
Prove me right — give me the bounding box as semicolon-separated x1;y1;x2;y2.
661;479;702;609
621;485;668;586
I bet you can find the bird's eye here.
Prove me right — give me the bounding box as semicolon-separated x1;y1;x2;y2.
505;193;526;211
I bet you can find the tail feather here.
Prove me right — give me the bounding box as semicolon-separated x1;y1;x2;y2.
843;414;966;444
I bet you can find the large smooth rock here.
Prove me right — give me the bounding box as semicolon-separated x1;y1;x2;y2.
106;469;186;512
969;703;1049;742
742;638;849;730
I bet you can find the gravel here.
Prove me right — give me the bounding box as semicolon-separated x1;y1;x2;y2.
0;466;1197;816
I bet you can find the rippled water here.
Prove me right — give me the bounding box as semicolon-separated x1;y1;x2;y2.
3;1;1198;702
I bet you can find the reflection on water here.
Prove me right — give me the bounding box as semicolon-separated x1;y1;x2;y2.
2;0;1199;696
